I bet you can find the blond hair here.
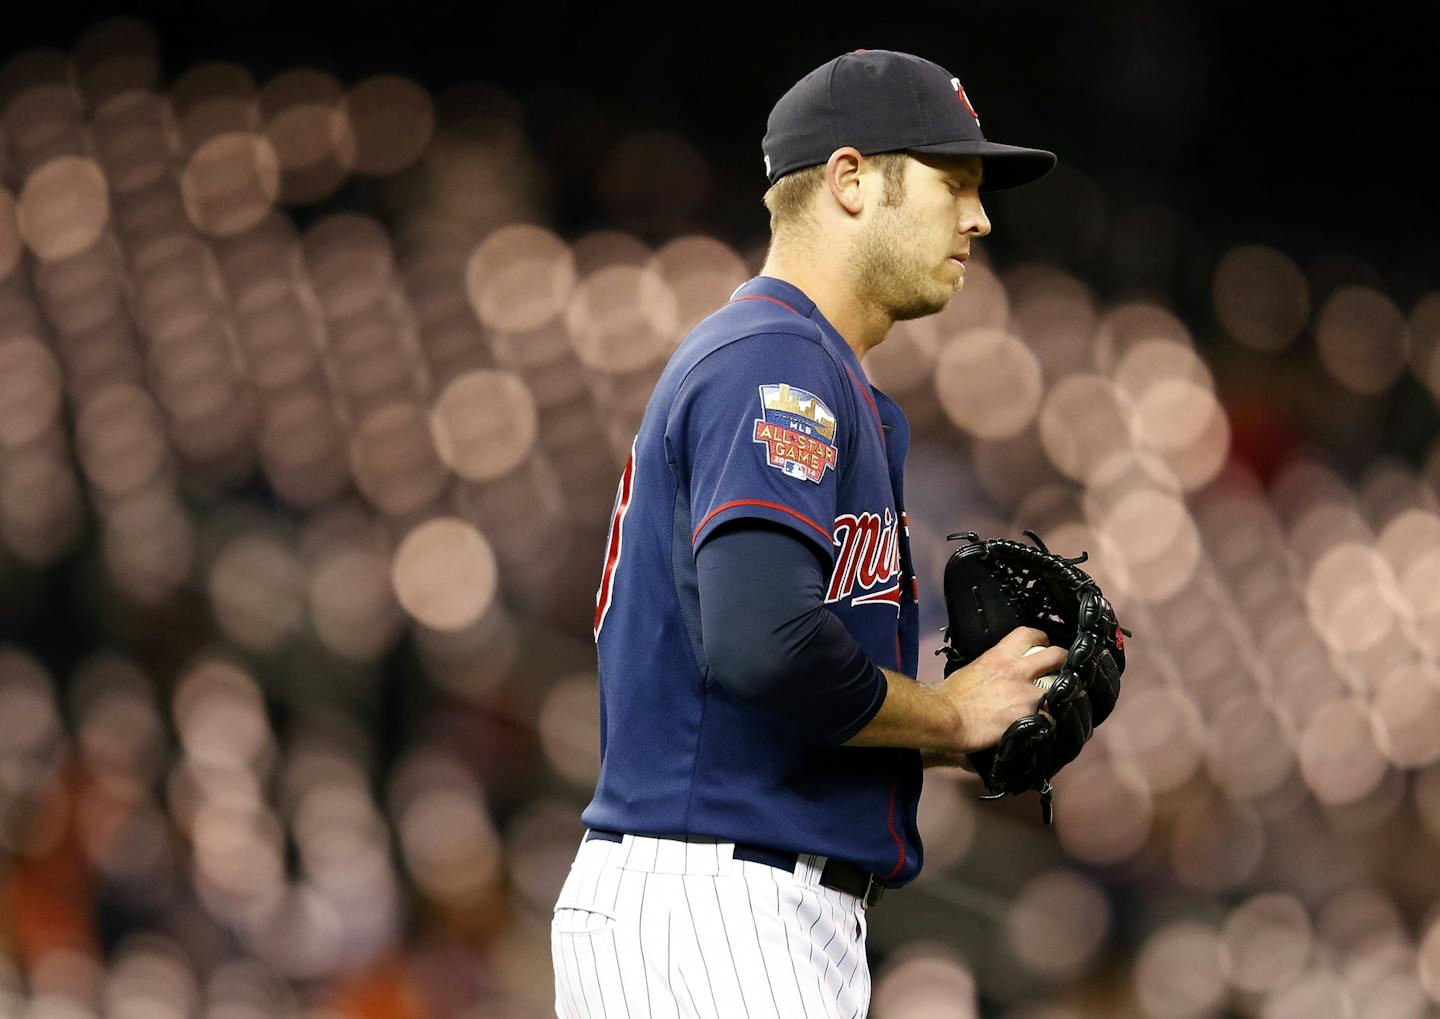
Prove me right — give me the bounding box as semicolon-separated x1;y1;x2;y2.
762;152;909;235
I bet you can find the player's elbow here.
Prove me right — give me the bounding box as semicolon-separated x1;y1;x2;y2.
705;629;793;706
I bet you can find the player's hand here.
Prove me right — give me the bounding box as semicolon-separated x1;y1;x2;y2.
934;626;1065;755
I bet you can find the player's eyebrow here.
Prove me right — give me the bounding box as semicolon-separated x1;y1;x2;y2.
941;163;982;186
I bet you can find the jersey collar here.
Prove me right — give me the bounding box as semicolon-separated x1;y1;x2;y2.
728;276;871;382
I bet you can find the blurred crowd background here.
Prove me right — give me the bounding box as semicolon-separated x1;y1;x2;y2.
0;3;1438;1018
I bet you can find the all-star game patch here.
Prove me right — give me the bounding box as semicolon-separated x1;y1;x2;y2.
752;383;838;484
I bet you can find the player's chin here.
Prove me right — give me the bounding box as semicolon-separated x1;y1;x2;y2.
892;293;952;321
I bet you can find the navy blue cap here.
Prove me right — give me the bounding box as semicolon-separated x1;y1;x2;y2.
762;49;1056;191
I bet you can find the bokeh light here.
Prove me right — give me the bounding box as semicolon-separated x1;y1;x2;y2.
18;156;110;260
1133;921;1225;1019
0;188;23;278
536;673;602;788
429;370;539;481
1171;790;1266;892
464;223;575;332
1298;697;1388;805
348;402;450;517
0;339;63;449
565;263;678;372
648;234;748;336
259;68;355;205
870;944;977;1019
934;328;1043;439
1005;870;1110;981
1053;756;1153;865
0;17;1434;1019
911;770;976;879
207;530;306;652
1219;893;1313;992
344;74;435;176
391;517;498;632
1315;285;1409;395
1038;374;1130;482
1213;244;1310;351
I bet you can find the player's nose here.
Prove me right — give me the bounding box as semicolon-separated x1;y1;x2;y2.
962;198;991;237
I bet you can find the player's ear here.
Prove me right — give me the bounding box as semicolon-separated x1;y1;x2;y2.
824;147;866;216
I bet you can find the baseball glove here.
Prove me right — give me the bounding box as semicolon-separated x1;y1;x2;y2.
935;530;1128;824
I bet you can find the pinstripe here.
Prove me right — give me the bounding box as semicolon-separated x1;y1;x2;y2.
769;865;814;1019
819;887;841;961
581;932;617;1018
581;931;605;1018
800;887;828;1015
740;865;783;1019
679;876;720;1018
606;868;636;1018
638;873;652;1019
819;887;849;1002
596;861;622;920
666;902;674;1014
570;931;591;1019
708;875;753;1019
844;965;861;1019
553;927;576;1019
843;917;863;989
554;835;880;1019
840;898;858;1013
559;922;584;1019
675;965;704;1019
611;930;634;1018
567;933;592;1018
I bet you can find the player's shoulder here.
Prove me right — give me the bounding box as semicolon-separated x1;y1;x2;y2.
674;298;840;384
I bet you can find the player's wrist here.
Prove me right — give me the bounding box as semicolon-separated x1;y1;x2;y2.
882;667;967;755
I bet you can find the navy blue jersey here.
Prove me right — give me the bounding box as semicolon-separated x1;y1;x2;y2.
583;275;923;887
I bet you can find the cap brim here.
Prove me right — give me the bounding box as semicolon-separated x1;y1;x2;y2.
902;139;1057;191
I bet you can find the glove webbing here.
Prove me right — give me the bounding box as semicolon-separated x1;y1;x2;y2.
944;530;1130;822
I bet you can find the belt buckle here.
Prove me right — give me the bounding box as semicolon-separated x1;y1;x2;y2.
862;873;883;908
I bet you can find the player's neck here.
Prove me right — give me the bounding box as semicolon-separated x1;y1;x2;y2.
757;255;892;365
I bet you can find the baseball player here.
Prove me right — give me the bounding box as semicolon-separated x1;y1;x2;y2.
553;50;1058;1019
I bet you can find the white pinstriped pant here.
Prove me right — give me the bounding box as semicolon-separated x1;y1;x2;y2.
551;831;872;1019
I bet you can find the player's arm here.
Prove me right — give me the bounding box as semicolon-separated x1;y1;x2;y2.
698;520;1065;751
697;520;887;745
847;643;1065;758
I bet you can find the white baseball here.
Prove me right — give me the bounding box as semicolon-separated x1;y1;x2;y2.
1024;645;1059;690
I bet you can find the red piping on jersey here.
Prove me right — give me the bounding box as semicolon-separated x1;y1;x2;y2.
843;365;883;429
692;499;832;546
593;442;637;639
728;294;802;315
728;293;884;432
882;780;906;879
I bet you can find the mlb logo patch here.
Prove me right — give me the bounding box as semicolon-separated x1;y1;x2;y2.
753;383;838;484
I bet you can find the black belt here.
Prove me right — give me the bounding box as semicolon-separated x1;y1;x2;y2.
584;829;885;907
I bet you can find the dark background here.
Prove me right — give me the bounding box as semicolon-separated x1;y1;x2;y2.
3;5;1440;1016
12;1;1437;279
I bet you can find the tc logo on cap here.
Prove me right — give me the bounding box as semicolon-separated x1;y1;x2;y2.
950;77;981;128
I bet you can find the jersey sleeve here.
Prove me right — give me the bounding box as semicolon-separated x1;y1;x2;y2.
666;332;850;562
